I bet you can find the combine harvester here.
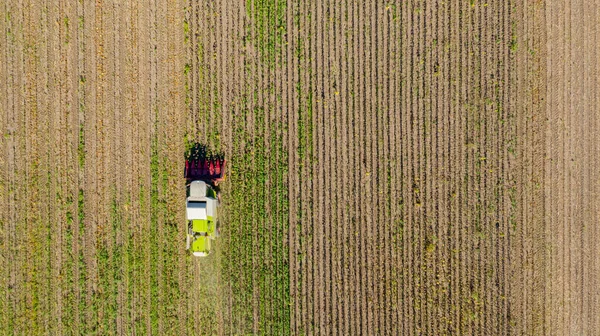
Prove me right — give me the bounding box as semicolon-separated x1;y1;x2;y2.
184;157;225;257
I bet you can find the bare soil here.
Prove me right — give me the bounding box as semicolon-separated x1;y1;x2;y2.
544;0;600;334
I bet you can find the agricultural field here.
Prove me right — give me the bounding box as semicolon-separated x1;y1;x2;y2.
1;0;599;335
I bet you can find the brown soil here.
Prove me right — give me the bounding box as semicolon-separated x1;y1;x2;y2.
544;0;600;334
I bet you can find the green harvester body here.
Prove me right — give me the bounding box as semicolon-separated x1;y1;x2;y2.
186;181;219;257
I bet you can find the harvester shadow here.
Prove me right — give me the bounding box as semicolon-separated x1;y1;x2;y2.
185;143;225;193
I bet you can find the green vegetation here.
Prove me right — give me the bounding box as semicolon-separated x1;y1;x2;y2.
221;89;290;334
77;192;86;333
96;194;121;333
246;0;287;66
150;108;182;335
509;21;518;52
150;116;161;335
61;195;75;333
64;16;70;44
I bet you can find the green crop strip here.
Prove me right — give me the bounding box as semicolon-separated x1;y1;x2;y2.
150;131;160;334
225;108;254;330
97;241;111;334
76;108;86;333
255;106;268;333
186;1;291;332
0;184;5;332
62;195;75;333
221;83;290;335
162;151;180;334
96;194;121;333
121;192;132;335
148;111;183;334
271;109;290;333
137;183;149;335
78;123;85;169
246;0;287;67
296;21;314;333
77;188;87;334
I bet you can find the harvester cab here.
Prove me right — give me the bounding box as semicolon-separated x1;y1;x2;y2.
185;157;225;257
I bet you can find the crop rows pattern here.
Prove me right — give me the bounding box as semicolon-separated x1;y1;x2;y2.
0;0;599;335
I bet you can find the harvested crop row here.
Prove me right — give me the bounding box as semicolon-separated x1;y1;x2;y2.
279;0;548;334
544;0;600;334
